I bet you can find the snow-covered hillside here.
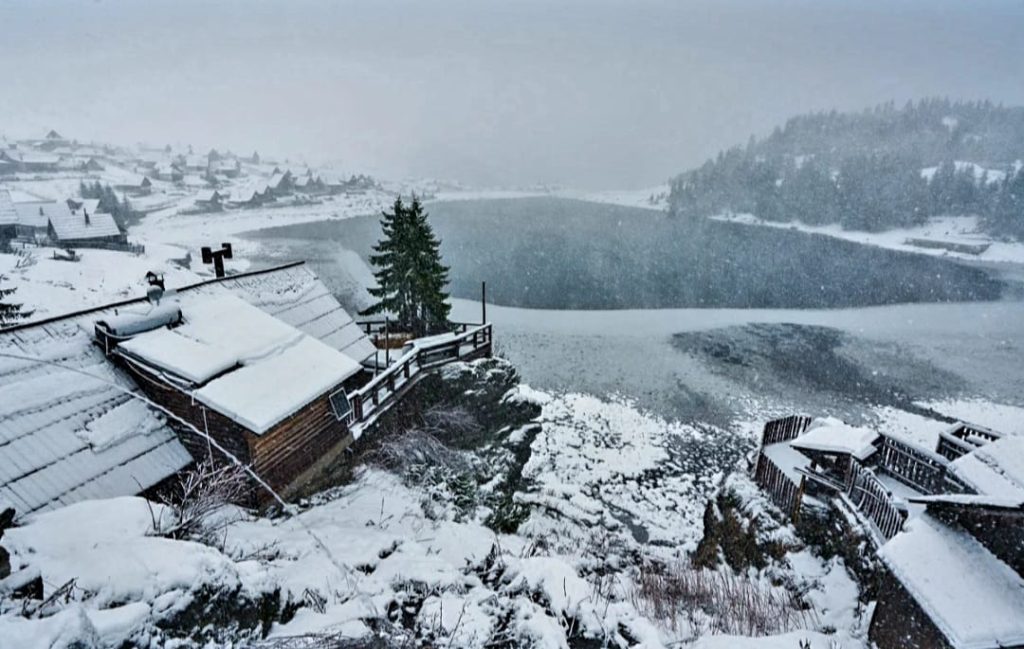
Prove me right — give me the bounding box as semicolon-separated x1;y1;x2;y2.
0;371;868;649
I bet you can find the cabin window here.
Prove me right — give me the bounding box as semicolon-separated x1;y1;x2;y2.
329;388;352;422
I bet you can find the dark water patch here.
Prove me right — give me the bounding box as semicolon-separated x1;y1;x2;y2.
249;197;1003;310
672;323;965;414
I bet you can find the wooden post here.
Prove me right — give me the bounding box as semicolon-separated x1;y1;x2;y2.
481;281;487;324
384;316;390;366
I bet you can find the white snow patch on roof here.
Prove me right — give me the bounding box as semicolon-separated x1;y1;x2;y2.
121;293;361;433
880;514;1024;649
791;417;878;459
49;207;121;240
195;335;359;433
950;436;1024;500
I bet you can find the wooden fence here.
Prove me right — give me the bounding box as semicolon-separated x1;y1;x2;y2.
844;460;906;540
753;453;805;520
877;436;970;495
760;415;813;447
348;323;492;432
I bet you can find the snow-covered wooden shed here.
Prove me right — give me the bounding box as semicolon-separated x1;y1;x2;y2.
753;414;1024;649
0;262;376;517
48;206;125;247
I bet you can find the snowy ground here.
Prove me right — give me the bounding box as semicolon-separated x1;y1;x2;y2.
0;243;202;319
134;191;396;262
711;213;1024;265
0;377;867;649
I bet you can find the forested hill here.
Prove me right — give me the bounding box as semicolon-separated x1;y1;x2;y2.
668;99;1024;238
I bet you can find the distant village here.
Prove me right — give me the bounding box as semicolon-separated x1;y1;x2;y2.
0;129;379;252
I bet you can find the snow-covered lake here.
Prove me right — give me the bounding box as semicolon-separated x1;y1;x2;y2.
247;196;1024;430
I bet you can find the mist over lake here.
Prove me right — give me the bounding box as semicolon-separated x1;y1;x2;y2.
250;197;1003;311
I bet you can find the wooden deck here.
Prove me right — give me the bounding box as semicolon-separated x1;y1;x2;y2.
348;322;493;436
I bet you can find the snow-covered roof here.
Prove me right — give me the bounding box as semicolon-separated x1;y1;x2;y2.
118;292;363;434
4;150;60;165
909;493;1024;509
229;183;262;203
0;189;16;225
950;436;1024;501
0;262;372;513
790;417;879;460
214;263;376;364
194;335;357;433
0;314;193;517
267;172;286;188
879;514;1024;649
49;208;121;240
14;200;72;229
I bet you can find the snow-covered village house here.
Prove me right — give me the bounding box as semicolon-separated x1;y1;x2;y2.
47;203;125;248
114;175;152;196
0;150;60;173
1;262;494;517
193;189;224;211
36;129;69;151
752;416;1024;649
13;198;74;240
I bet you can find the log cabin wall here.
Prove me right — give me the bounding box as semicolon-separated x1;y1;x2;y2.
245;392;352;494
122;360;253;468
117;351;358;501
868;572;954;649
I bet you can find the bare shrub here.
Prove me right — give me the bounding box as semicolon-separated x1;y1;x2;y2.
154;461;251;542
631;561;819;638
420;403;481;440
369;430;471;475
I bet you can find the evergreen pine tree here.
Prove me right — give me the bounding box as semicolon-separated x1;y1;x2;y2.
362;196;451;336
0;275;28;326
406;196;451;335
363;197;416;328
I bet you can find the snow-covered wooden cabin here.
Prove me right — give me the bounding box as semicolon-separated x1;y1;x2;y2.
48;204;125;248
97;291;371;496
0;150;60;173
7;197;75;240
0;263;377;518
114;175;152;196
753;416;1024;649
194;189;224;211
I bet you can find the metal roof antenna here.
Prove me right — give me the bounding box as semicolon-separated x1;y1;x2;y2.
201;242;233;278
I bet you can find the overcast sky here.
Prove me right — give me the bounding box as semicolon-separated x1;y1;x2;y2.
1;0;1023;189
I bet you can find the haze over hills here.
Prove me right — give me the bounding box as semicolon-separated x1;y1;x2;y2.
669;99;1024;238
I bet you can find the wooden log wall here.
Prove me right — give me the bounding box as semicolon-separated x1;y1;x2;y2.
760;415;813;447
247;393;351;493
752;453;805;520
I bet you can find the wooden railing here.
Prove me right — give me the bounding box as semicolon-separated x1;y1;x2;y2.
358;320;482;336
844;460;906;541
877;436;970;495
761;415;813;447
753;453;805;520
348;323;493;433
